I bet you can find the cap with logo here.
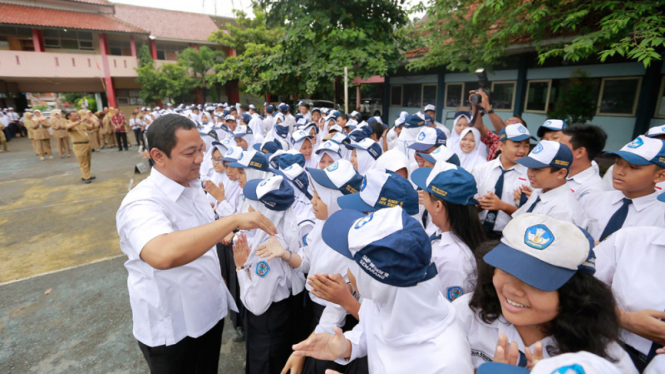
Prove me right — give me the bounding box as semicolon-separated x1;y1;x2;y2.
221;146;244;162
241;113;252;124
403;113;427;129
291;130;314;146
484;213;596;292
248;104;257;110
408;127;447;151
226;150;270;171
224;114;236;121
537;119;567;138
411;161;478;206
605;135;665;168
243;175;295;212
322;206;437;287
347;138;382;160
307;160;363;195
253;139;283;154
499;124;537;142
417;145;460;166
646;125;665;138
424;104;436;113
316;140;342;157
212;139;233;158
478;351;623;374
233;125;253;137
328;124;344;134
348;128;369;143
278;150;306;170
516;140;573;170
270;163;312;200
337;169;419;215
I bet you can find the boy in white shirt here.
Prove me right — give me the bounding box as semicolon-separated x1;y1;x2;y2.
559;124;609;200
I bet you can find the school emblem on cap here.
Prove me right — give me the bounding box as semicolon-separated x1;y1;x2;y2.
446;286;464;301
627;137;644;149
524;224;555;250
259;180;268;187
360;177;368;191
226;148;234;155
517;125;527;134
354;214;374;229
417;131;426;141
324;141;333;147
326;162;339;172
532;143;544;154
544;120;552;126
285;165;294;171
238;152;244;160
256;261;270;277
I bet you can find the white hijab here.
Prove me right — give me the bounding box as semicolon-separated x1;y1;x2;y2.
447;114;470;150
355;148;378;176
452;127;488;172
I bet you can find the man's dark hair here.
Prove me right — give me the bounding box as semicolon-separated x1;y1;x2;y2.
240;104;249;112
368;121;384;140
339;114;349;121
146;114;196;158
229;107;238;114
562;124;607;161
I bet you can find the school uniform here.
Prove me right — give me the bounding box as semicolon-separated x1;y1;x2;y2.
29;117;52;157
453;293;638;373
50;116;70;157
67;120;92;180
595;226;665;371
130;118;144;147
430;231;477;302
603;164;665;194
566;165;608;200
262;114;276;136
513;182;589;228
581;190;665;241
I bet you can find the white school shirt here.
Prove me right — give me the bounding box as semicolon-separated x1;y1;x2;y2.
386;127;399;150
473;158;530;232
116;167;236;347
581;190;665;241
645;355;665;374
130;118;142;130
452;294;638;373
430;231;477;302
512;182;589;229
262;115;276;135
603;164;665;194
566;165;609;200
433;121;452;139
595;226;665;356
248;116;264;136
6;111;19;122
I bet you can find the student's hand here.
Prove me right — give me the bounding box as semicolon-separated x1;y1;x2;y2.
204;180;225;203
255;236;289;261
525;341;544;369
418;190;425;205
478;192;507;211
280;353;305;374
493;334;520;366
292;327;352;361
325;371;342;374
514;185;533;202
235;211;278;235
620;309;665;345
308;273;354;307
232;232;250;268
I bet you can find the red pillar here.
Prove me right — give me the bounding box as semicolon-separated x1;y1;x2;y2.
129;35;137;57
149;39;158;60
98;33;117;107
196;88;204;104
189;43;199;51
226;80;240;104
31;29;44;52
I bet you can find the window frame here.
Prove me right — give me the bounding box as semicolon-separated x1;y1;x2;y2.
390;84;403;107
524;79;552;114
595;76;642;117
654;76;665;118
444;83;464;110
490;81;517;112
421;83;438;108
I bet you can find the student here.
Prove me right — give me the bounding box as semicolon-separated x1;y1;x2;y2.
408;126;448;169
594;191;665;371
582;135;665;241
232;125;256;150
291;130;317;169
452;127;488;172
416;145;460;168
266;113;291;146
473;124;534;239
512;140;589;227
293;206;474;374
50;110;71;158
537;119;567;141
348;138;383;175
262;105;276;136
302;122;320;149
374;149;411;179
297;101;312;122
315;140;343;169
558;124;609;199
205;142;241;218
396;113;428;163
453;213;638;373
411;161;485;301
337;169;419;216
447;111;471;151
423;104;452;138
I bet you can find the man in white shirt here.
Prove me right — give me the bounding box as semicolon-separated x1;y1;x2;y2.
262;105;276;136
559;124;609;200
116;114;277;373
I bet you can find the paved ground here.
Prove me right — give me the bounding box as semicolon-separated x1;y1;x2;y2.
0;137;246;373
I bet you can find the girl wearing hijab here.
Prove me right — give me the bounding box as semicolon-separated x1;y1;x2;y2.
302;122;320;149
232;175;306;374
28;111;53;160
50;110;70;158
204;141;241;218
83;109;101;152
291;130;317;170
266;113;291;147
293;206;474;374
447;111;471;151
315;140;342;169
349;138;383;175
452;127;488;172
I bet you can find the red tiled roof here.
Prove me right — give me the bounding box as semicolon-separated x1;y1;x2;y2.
66;0;113;6
0;3;147;34
113;4;220;42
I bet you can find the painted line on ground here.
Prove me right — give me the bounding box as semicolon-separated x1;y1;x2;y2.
0;254;125;287
0;193;127;214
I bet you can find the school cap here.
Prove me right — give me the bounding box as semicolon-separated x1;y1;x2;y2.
349;111;362;120
277;104;288;113
253;139;284;154
241;113;252;124
478;352;623;374
605;135;665;168
295;114;305;124
411;161;478;206
297;101;308;107
291;130;314;146
328;124;344;134
417;145;460;166
375;149;410;174
226;150;270;171
212;139;233;158
499;124;537;142
345;119;358;130
316;140;342;157
265;105;275;114
328;132;351;146
248;104;257;110
278;150;306;169
424;104;436;112
307;160;363;195
403;113;427;128
516;140;573;170
348;128;368;143
233;125;253;137
484;213;596;292
221;146;244;162
338;169;419;215
347;138;382;160
224;114;236;121
302;121;319;134
408;127;447;151
322;206;437;287
366;116;387;130
646;125;665;138
537;119;567;138
243;175;295;212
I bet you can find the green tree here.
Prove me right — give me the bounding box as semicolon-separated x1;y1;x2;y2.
547;69;597;125
136;44;164;104
177;46;224;96
409;0;665;73
160;63;198;103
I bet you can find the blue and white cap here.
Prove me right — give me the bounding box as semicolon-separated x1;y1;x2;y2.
277;103;288;113
348;128;368;143
307;160;363;195
316;140;342;157
253;139;283;154
278;149;306;169
328;124;344;134
227;150;270;171
233;124;253;137
348;138;382;160
424;104;436;112
403;113;427;128
349;111;362;120
212;139;233;158
338;169;419;215
411;161;478;206
499;123;537;142
302;121;319;134
328;132;351;146
479;351;623;374
243;175;295;212
408;127;447;151
241;113;252;124
291;129;314;146
516;140;573;170
345;119;359;129
297;100;308;107
275;113;285;122
537;119;567;138
484;213;596;292
605;135;665;168
248;104;257;110
394;111;408;127
322;206;437;287
221;146;244;162
417;145;460;166
224;114;236;121
646;124;665;138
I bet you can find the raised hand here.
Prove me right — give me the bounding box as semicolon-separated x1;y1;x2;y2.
292;327;351;361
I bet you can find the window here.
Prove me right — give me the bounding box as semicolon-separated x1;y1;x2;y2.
445;83;463;109
0;26;32;37
491;82;516;111
597;77;641;116
116;90;143;106
390;85;402;106
524;80;552;113
42;30;94;51
422;84;437;107
109;40;132;56
403;84;422;108
655;76;665;118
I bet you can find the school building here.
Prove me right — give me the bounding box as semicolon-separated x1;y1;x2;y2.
0;0;237;114
382;49;665;151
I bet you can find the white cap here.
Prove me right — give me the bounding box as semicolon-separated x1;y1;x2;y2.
424;104;436;112
224;114;236;121
647;124;665;138
531;352;623;374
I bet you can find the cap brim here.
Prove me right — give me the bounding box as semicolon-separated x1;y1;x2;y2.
410;167;432;191
408;142;435;151
337;193;376;213
252;143;261;151
658;193;665;203
226;161;246;168
506;135;537;142
516;157;550;169
478;362;530;374
483;243;576;292
417;153;436;165
322;209;366;259
604;151;651;166
242;178;261;201
307;167;338;190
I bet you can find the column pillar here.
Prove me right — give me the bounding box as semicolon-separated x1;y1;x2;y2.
129;35;137;57
381;75;390;124
98;33;117;108
31;29;44;52
633;60;663;138
436;66;446;123
513;54;529;117
149;39;158;60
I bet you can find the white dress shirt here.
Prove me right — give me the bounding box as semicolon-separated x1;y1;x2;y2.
595;226;665;355
116;167;236;347
262;115;276;136
430;231;476;301
433;121;451;139
513;182;589;229
566;165;609;200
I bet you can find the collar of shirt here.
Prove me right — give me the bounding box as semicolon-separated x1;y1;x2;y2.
488;158;527;173
567;165;598;184
150;167;189;203
435;231;462;246
537;182;571;204
608;190;661;212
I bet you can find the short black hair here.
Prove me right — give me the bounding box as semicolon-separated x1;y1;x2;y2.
229;107;238;114
368;121;384;140
549;165;569;178
562;124;607;161
240;104;249;111
339;114;349;121
146;114;196;158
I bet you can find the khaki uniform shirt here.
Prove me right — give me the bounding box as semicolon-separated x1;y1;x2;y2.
67;120;92;143
29;118;51;140
51;117;69;138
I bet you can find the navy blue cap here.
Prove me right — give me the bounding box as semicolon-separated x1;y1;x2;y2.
417;145;460;166
227;150;270;171
403;114;426;128
243;176;295;211
348;128;368;143
279;152;306;169
347;138;383;160
241;113;252;124
361;125;374;138
277;104;288;113
274;122;290;138
477;362;529;374
265;105;274;114
408;127;447;151
499;124;537;142
411;162;479;206
331;110;342;118
295;114;304;122
322;207;438;287
253;140;283;154
297;101;308;107
337;170;419;215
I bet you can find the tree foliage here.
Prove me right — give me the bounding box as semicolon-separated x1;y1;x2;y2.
409;0;665;73
547;69;597;125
